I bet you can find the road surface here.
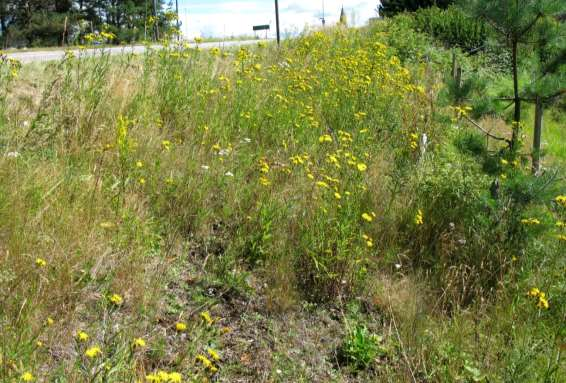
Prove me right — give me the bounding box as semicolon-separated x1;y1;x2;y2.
5;40;266;64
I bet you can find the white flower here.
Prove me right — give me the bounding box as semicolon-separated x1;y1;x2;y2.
241;137;251;143
201;165;209;170
6;151;20;158
225;171;234;177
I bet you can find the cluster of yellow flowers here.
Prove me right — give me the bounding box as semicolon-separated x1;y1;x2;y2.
415;209;424;226
409;133;419;151
196;348;221;374
520;218;541;225
84;31;116;43
146;370;183;382
527;287;549;310
555;195;566;208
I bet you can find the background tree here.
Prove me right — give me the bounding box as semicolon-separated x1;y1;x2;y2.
0;0;173;47
525;15;565;173
378;0;454;18
462;0;563;153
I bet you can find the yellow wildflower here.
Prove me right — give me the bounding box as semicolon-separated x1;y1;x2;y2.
415;209;424;225
357;163;367;172
109;293;123;306
196;354;218;372
334;192;342;200
168;372;182;383
520;218;540;225
207;348;221;361
361;213;373;222
145;373;161;382
21;372;34;382
133;338;146;348
318;134;333;143
200;311;214;326
162;140;172;151
139;177;146;185
555;195;566;208
136;161;143;168
35;258;47;267
46;317;54;326
175;322;187;332
537;297;549;310
76;331;89;342
316;181;329;189
85;346;102;358
500;159;509;165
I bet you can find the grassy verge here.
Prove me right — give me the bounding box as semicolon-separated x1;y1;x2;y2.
0;24;564;382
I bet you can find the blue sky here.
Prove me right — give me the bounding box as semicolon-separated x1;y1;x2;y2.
176;1;378;38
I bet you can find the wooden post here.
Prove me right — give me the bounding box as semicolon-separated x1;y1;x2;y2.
532;96;543;174
62;16;67;46
451;50;457;80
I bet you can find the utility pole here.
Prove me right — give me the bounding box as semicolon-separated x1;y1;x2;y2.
153;0;159;41
321;0;326;27
274;0;280;45
144;0;148;40
175;0;180;40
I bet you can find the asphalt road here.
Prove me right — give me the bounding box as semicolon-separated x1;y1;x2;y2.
5;39;265;64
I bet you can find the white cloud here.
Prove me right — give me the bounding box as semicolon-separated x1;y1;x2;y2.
178;0;378;39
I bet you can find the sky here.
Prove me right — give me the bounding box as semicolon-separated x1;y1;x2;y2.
176;1;379;39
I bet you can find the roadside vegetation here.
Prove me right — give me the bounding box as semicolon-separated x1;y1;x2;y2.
0;5;564;383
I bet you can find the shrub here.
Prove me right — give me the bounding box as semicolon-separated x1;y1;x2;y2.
413;6;489;53
454;130;488;157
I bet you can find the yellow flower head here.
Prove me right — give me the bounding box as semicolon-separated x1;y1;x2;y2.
133;337;146;348
197;354;218;372
35;258;47;267
167;372;182;383
415;209;424;225
136;161;144;168
109;293;123;306
46;317;54;326
200;311;214;325
21;372;34;382
162;140;172;151
537;297;550;310
357;163;367;172
361;213;373;222
207;348;221;361
85;346;102;359
555;195;566;208
76;331;89;342
175;322;187;332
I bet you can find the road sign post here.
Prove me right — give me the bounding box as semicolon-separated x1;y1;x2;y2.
274;0;280;45
253;24;270;39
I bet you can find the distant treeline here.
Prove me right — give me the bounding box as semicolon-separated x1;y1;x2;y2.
0;0;177;48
